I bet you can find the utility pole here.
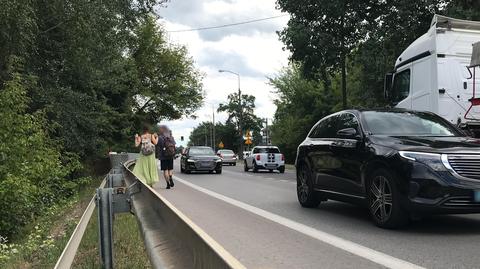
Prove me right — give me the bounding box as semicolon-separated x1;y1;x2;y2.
212;104;216;152
218;69;243;158
265;118;269;145
205;124;208;146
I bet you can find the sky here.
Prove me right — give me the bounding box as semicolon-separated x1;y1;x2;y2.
156;0;290;146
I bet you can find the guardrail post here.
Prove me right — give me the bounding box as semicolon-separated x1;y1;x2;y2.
96;188;114;269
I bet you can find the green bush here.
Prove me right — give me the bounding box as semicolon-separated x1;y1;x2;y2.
0;71;78;239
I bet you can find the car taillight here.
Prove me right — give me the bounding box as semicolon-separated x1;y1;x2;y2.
256;155;260;161
281;154;285;161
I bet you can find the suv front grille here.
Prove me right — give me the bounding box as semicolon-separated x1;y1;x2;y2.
447;154;480;180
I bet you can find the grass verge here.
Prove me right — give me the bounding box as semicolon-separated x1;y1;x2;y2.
285;164;295;170
0;178;101;268
1;176;150;269
72;210;151;269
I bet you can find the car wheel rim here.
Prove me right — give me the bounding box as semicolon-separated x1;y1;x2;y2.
297;168;310;203
370;175;393;222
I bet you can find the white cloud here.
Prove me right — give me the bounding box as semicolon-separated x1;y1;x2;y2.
157;0;290;147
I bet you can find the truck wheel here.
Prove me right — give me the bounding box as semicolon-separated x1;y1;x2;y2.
244;161;249;172
216;169;222;174
279;166;285;173
253;162;259;173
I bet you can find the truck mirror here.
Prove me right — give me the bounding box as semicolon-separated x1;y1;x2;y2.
384;72;394;100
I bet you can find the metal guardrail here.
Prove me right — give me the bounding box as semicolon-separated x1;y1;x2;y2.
55;153;244;268
54;178;106;269
124;159;245;269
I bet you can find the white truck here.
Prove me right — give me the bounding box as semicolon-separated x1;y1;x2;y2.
385;15;480;134
244;146;285;173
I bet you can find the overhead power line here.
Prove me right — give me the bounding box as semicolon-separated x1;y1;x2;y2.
167;14;288;33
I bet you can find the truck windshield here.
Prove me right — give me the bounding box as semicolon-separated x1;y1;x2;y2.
253;148;280;154
362;111;462;137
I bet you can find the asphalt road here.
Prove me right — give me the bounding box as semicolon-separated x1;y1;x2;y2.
154;161;480;269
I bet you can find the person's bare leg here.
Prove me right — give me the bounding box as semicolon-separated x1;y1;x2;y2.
163;170;170;188
168;168;174;187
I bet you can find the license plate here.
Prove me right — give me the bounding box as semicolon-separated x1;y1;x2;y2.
474;190;480;202
200;162;210;167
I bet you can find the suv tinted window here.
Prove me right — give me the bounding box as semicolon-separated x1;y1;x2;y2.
335;113;359;137
253;148;280;154
309;116;338;138
392;69;410;104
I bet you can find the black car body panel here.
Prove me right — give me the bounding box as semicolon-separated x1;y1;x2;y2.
181;146;222;172
296;109;480;217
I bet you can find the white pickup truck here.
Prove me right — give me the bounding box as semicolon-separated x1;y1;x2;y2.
244;146;285;173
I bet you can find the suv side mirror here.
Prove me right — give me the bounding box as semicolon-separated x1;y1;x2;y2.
337;128;359;139
384;72;393;100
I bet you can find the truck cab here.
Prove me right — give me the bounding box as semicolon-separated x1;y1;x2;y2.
385;15;480;134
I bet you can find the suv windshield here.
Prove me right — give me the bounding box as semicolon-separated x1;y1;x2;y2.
253;147;280;154
362;111;462;137
189;148;215;156
219;150;234;154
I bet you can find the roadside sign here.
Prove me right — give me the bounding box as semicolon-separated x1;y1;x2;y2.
219;141;224;148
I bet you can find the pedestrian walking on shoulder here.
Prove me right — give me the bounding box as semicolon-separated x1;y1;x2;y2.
156;126;176;189
133;124;159;187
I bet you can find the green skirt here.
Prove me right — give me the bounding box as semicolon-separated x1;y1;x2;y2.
132;153;159;187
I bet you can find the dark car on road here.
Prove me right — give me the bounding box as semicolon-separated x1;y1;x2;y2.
296;109;480;228
180;146;222;174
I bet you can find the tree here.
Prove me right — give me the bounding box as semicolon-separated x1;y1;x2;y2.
131;15;204;124
217;93;263;147
277;0;379;108
0;69;79;238
269;64;338;162
188;122;238;150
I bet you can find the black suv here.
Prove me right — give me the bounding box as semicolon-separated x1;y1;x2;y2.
296;109;480;228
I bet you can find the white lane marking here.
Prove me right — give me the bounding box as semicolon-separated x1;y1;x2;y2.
173;176;425;269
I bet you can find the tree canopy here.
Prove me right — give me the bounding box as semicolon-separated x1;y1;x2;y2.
272;0;480;161
0;0;203;238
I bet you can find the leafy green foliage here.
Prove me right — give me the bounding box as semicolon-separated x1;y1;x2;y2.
131;15;204;123
188;122;239;151
272;0;480;162
0;72;78;238
217;93;263;149
277;0;380;108
269;64;339;162
0;0;204;240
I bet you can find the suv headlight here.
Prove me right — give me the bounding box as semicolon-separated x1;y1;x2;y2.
187;159;195;163
399;151;447;171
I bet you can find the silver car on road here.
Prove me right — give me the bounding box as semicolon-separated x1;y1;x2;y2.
217;149;237;166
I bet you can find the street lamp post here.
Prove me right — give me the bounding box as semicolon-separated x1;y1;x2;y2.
218;69;243;158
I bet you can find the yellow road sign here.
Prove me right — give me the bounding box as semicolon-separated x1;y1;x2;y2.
219;141;224;148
